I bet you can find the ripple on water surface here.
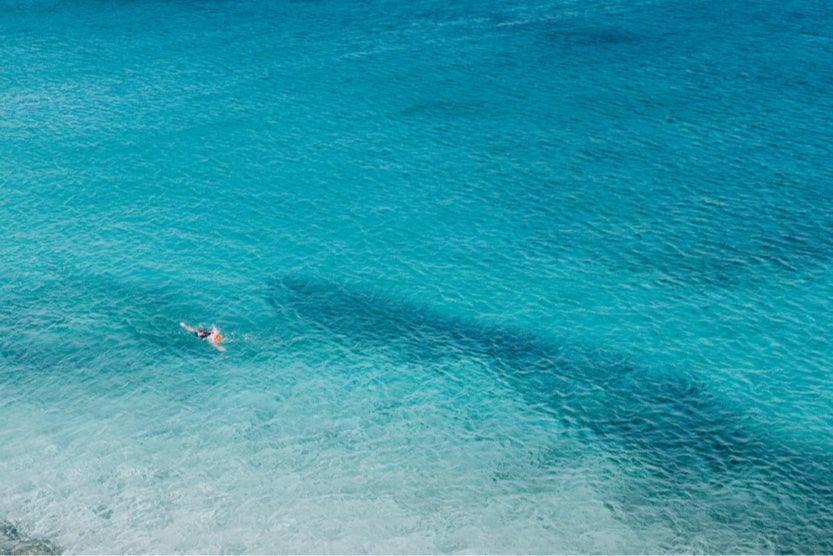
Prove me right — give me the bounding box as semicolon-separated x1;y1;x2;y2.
1;0;833;552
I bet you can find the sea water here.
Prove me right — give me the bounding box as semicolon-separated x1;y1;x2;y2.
1;0;832;552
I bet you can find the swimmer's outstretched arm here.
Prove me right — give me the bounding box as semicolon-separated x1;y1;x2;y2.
209;340;226;352
180;322;196;333
208;325;226;351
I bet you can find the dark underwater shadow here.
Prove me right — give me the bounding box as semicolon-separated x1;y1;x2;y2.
542;23;641;49
267;274;833;553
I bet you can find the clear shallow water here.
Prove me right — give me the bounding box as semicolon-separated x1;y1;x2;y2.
1;0;832;552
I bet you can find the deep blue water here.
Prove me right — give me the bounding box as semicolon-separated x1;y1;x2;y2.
1;0;833;552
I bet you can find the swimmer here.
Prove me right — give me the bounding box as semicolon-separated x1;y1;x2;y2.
180;322;226;352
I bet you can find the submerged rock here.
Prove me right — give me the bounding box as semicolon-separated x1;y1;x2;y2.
0;520;61;555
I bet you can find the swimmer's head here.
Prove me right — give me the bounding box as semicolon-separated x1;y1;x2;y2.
213;333;223;343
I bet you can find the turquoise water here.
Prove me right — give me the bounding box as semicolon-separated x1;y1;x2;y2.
2;0;833;552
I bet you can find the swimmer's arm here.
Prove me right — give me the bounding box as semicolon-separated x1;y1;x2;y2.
180;322;196;333
209;341;226;352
